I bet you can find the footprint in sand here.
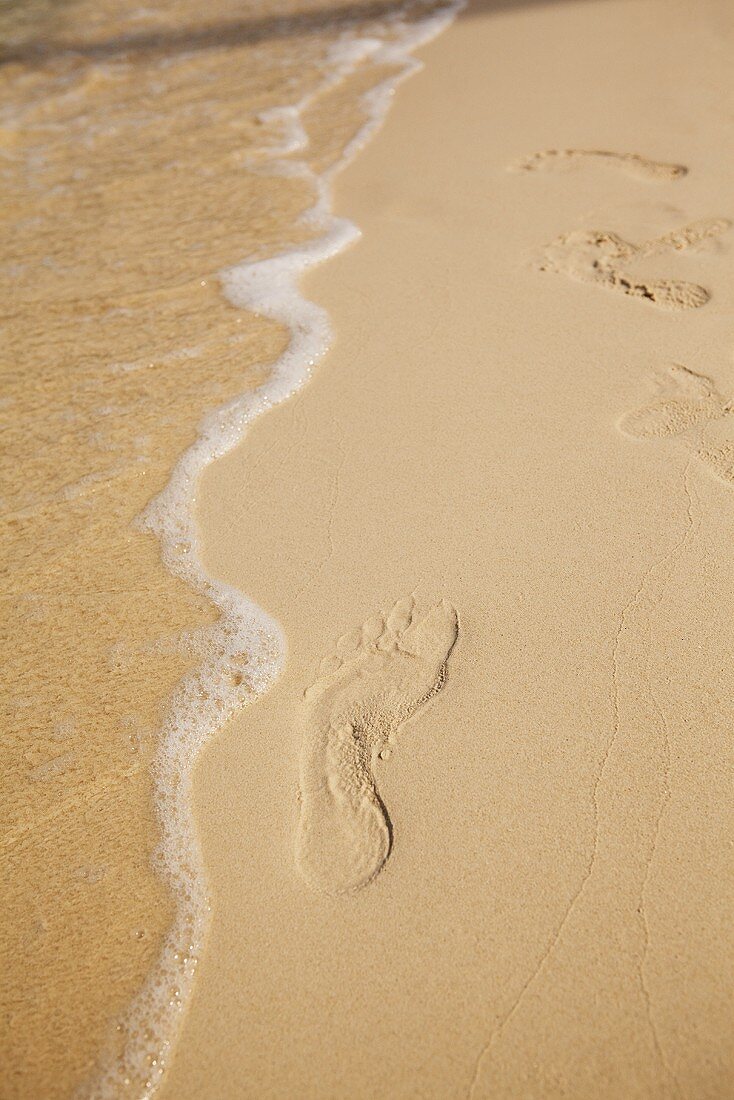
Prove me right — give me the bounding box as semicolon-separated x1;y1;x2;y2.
618;363;734;485
295;597;458;897
695;440;734;485
512;148;687;182
538;217;730;310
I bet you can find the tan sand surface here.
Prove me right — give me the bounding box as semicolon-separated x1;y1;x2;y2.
158;1;734;1097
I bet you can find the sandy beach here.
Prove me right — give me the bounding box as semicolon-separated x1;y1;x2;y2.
3;0;734;1097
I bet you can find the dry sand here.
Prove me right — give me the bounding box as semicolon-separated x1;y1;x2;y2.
3;0;734;1096
161;1;734;1097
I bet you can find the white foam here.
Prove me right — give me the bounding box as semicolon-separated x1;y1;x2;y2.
91;4;463;1096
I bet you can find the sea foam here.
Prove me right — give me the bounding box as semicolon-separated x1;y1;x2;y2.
92;5;462;1096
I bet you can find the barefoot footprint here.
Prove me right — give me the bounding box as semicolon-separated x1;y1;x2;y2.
695;440;734;485
295;597;459;897
618;363;734;485
512;149;687;181
618;363;727;437
538;218;730;310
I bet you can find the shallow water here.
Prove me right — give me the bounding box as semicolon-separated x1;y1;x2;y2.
0;0;456;1095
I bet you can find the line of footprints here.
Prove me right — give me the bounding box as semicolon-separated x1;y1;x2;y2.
516;147;734;488
294;150;733;902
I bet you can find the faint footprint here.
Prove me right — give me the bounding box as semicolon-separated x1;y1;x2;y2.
538;218;729;310
619;363;734;485
618;363;727;437
295;597;459;897
513;149;687;181
695;441;734;485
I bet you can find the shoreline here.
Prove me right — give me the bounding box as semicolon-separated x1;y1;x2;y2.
106;8;463;1095
1;2;464;1095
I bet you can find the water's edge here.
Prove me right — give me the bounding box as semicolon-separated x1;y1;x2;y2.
90;5;463;1096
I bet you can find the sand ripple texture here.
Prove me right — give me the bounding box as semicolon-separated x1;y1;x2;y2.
0;0;450;1094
